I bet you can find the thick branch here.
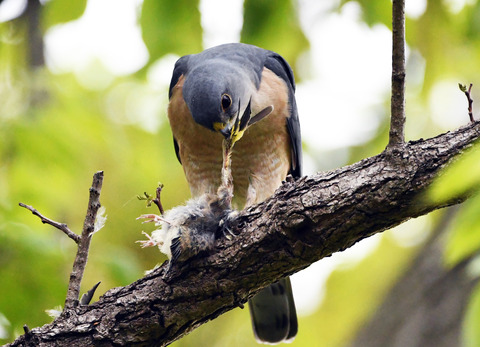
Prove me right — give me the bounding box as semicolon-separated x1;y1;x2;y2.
8;122;480;346
389;0;406;147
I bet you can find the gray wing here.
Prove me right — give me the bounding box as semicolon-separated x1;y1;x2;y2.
168;55;191;164
264;52;303;178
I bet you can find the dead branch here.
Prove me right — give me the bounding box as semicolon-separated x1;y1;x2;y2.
18;202;80;243
19;171;104;313
64;171;104;309
389;0;406;147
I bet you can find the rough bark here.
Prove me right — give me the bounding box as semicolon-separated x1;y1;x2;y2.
8;121;480;346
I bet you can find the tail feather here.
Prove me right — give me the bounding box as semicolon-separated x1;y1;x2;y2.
248;277;297;344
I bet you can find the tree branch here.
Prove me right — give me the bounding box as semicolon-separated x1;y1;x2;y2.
460;83;475;123
19;172;104;313
18;203;80;243
7;122;480;347
389;0;406;147
64;171;104;309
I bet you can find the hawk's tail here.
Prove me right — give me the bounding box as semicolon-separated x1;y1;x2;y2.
248;277;298;344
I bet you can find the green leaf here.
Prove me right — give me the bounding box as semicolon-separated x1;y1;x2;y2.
428;143;480;204
444;195;480;266
426;143;480;267
339;0;392;28
42;0;87;28
241;0;309;75
140;0;202;65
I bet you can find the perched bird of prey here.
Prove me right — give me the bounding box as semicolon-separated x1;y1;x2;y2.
167;43;302;344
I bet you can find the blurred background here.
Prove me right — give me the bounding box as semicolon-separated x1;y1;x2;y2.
1;0;480;346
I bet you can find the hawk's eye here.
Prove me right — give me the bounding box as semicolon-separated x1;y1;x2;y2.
221;94;232;110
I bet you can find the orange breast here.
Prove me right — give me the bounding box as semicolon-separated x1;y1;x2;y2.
168;68;291;209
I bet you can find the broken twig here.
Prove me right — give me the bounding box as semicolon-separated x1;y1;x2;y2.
64;171;104;309
459;83;475;123
18;203;80;243
152;184;165;215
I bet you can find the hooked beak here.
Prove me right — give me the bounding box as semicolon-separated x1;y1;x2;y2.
220;124;234;139
220;99;252;142
217;99;274;143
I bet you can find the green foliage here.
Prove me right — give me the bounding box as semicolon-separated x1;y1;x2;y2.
339;0;392;28
0;70;189;340
428;144;480;204
0;222;70;334
427;142;480;267
444;195;480;266
140;0;202;67
42;0;87;28
241;0;309;74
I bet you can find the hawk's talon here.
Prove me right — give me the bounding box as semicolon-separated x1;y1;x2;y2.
219;210;240;239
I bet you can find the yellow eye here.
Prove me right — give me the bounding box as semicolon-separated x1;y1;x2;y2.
221;94;232;110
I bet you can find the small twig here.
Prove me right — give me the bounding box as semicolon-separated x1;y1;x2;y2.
152;184;165;215
23;325;29;334
18;202;80;244
388;0;406;147
64;171;104;309
459;83;475;123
